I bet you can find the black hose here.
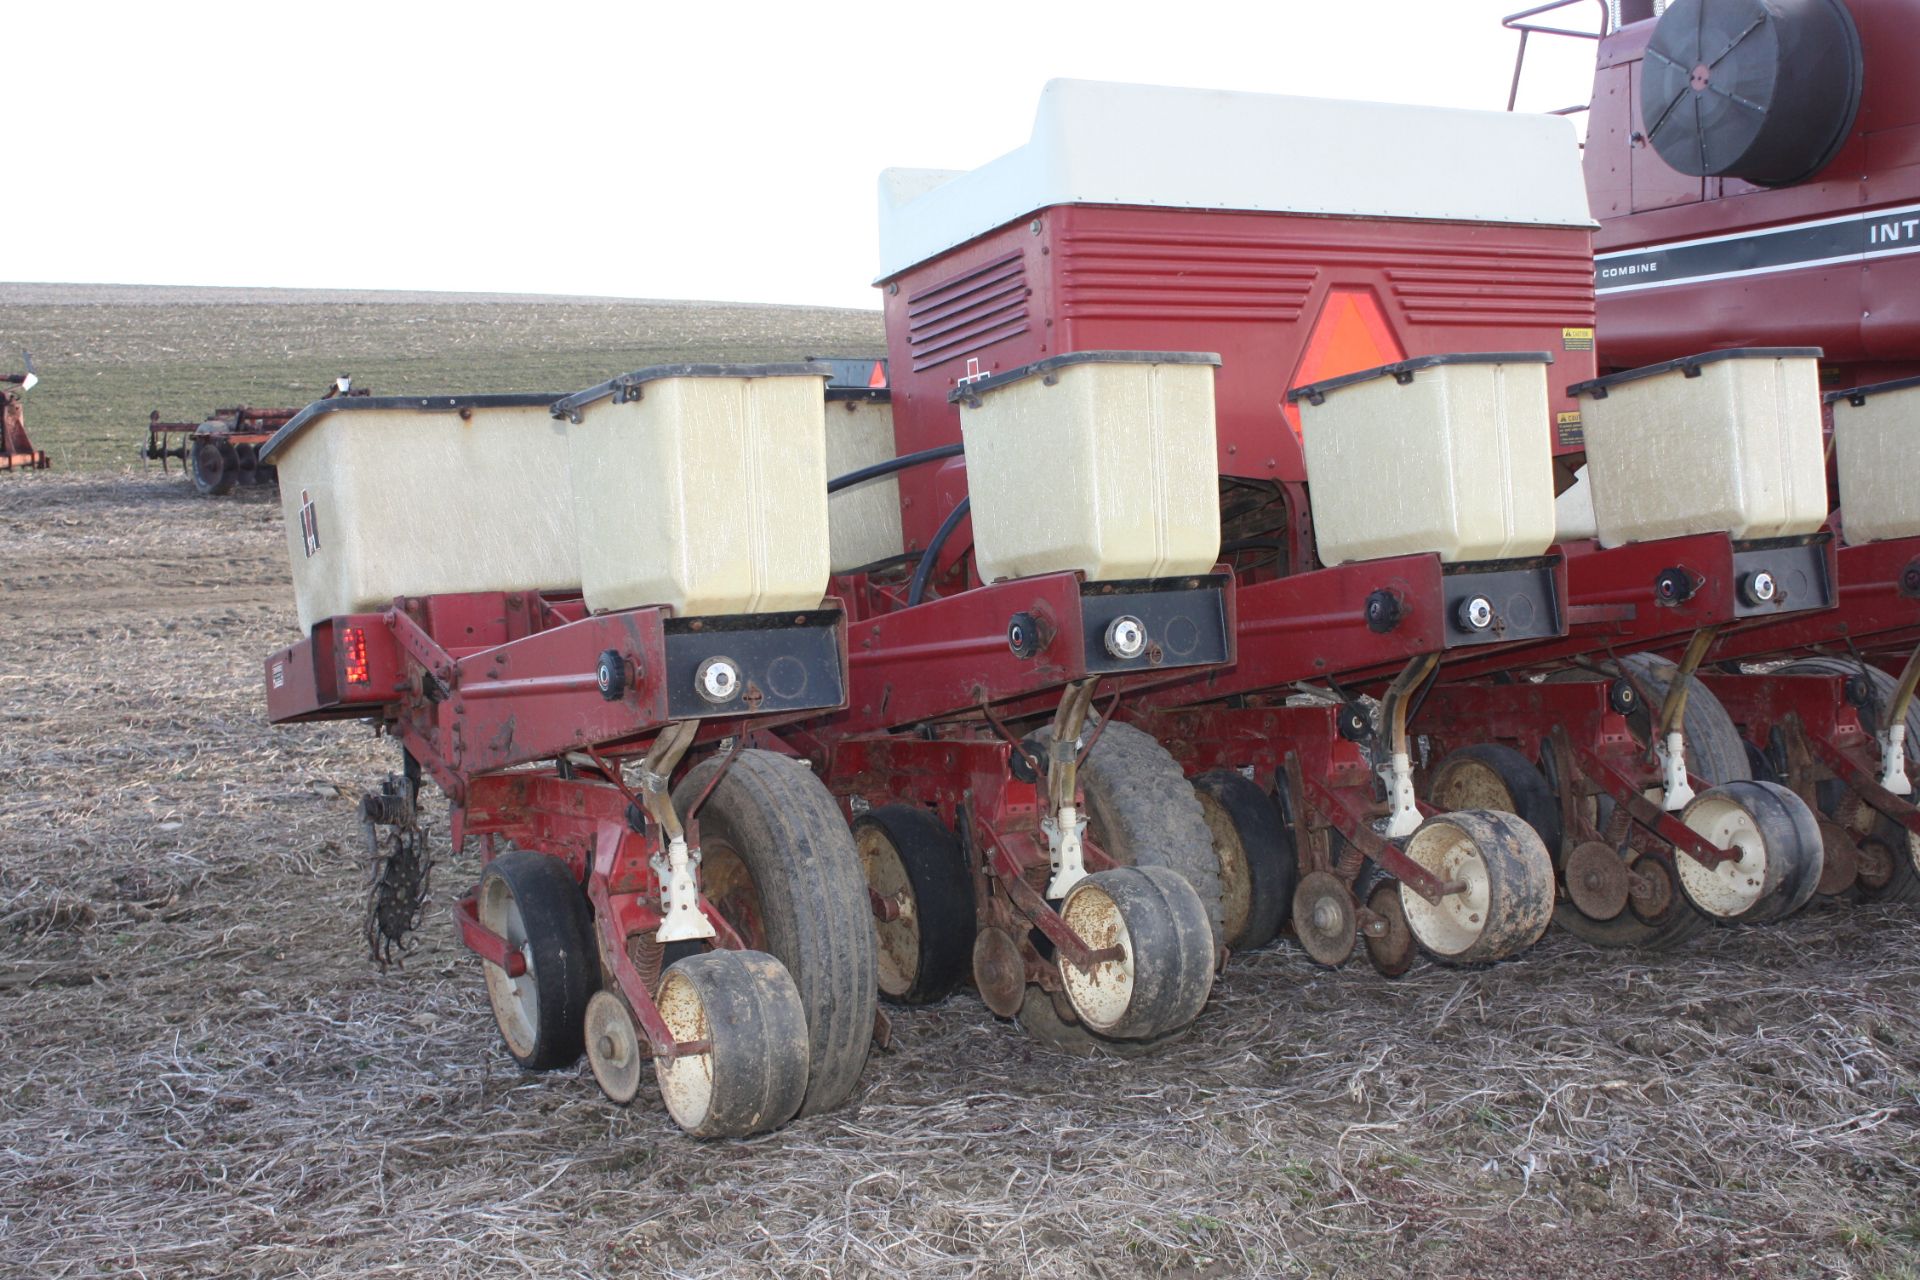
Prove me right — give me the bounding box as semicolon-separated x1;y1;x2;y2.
827;442;964;494
907;497;970;607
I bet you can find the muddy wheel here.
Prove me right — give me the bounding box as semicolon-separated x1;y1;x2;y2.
1552;653;1751;950
1782;657;1920;905
1354;860;1416;978
853;804;973;1006
1676;780;1825;923
673;751;877;1117
654;949;810;1139
478;850;599;1071
1079;721;1225;954
191;439;235;496
1398;809;1554;964
585;989;644;1105
1057;866;1214;1040
1191;770;1293;952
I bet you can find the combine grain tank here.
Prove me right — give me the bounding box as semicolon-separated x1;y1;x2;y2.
262;368;875;1139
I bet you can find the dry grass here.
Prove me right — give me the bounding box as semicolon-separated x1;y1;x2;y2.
3;474;1918;1278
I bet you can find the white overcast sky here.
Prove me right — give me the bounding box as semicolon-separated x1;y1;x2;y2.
13;1;1604;310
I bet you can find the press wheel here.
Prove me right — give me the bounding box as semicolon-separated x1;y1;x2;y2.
1056;865;1213;1041
1398;809;1554;965
1676;780;1824;923
654;949;810;1139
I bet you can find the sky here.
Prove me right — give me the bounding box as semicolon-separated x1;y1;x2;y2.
11;0;1607;311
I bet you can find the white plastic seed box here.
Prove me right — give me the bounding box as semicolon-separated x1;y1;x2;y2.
1290;352;1558;566
1828;375;1920;544
824;388;907;573
263;395;578;634
1570;348;1828;548
950;352;1222;584
553;364;832;616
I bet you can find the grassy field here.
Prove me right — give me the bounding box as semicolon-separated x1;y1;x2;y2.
0;283;886;472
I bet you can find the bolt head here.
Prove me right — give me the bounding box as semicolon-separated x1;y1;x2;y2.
1458;595;1494;631
1743;571;1778;605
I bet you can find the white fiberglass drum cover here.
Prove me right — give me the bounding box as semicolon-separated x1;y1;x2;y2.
874;79;1595;283
1293;353;1558;566
263;395;578;634
824;392;907;572
1571;349;1828;548
1829;376;1920;544
953;352;1222;584
556;365;832;617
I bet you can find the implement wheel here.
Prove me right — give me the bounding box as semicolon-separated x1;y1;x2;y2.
654;949;810;1139
1676;780;1824;923
1079;721;1226;953
673;751;877;1118
1398;809;1554;965
1782;657;1920;905
853;805;974;1006
478;850;600;1071
1192;769;1293;952
1056;865;1214;1041
1427;743;1562;856
1552;653;1752;950
191;439;236;496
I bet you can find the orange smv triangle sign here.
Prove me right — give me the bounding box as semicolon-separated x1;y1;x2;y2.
1282;288;1406;440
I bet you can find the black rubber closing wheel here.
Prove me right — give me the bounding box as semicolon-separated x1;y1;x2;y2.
1782;657;1920;905
1056;865;1214;1041
478;850;600;1071
191;439;236;496
1676;779;1825;923
853;804;974;1006
1553;653;1752;950
1079;721;1226;954
1191;770;1294;953
1427;743;1563;857
673;751;877;1118
654;948;810;1139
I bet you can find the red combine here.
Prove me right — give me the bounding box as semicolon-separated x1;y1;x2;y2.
1532;0;1920;909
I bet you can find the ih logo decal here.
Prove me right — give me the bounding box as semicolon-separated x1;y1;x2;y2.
299;490;321;558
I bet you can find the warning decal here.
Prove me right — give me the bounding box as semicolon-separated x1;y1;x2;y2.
1556;411;1585;448
300;490;321;557
1562;327;1594;352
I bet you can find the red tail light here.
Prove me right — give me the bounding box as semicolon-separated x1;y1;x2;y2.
343;626;371;685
